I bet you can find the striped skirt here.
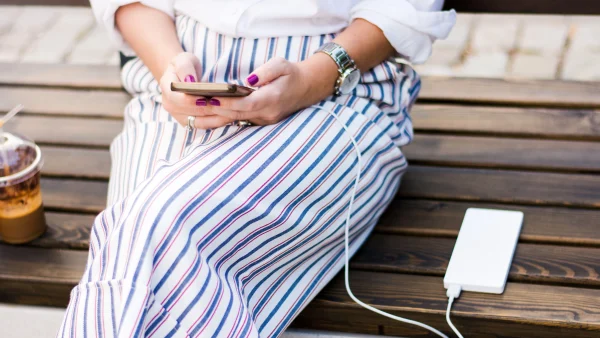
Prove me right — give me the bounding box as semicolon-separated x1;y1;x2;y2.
58;15;420;338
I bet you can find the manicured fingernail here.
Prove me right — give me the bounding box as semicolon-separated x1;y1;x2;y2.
209;98;220;106
247;74;258;86
185;75;196;82
196;98;207;106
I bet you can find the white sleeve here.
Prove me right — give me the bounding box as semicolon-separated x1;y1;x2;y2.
90;0;174;56
350;0;456;64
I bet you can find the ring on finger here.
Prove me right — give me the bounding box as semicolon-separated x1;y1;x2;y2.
237;120;252;127
187;115;196;130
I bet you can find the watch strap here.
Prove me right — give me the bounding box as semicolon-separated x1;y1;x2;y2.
315;42;357;95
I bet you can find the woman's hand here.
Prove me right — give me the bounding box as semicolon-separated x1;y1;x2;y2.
159;52;236;129
204;55;339;126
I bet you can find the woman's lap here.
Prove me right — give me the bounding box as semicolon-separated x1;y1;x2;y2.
60;98;407;337
59;14;418;338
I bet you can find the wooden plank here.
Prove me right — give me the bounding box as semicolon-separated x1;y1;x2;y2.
0;63;122;90
29;212;94;250
2;245;599;337
376;199;600;246
411;104;600;140
37;136;600;182
444;0;600;15
404;134;600;173
0;87;128;119
42;178;107;213
5;115;122;148
419;77;600;108
41;146;111;180
7;106;600;153
3;62;599;110
353;234;600;287
26;199;600;252
300;272;600;338
0;245;84;307
36;165;600;216
399;165;600;208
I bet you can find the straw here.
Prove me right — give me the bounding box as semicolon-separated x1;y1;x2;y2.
0;104;24;127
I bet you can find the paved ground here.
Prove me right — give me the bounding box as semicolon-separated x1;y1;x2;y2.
0;5;599;81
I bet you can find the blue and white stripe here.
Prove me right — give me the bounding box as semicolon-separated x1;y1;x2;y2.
58;14;420;338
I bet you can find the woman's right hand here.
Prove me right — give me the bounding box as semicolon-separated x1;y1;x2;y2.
159;52;235;129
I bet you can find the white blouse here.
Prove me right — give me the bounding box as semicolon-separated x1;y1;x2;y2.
91;0;456;64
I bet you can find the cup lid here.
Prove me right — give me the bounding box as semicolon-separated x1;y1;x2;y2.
0;132;43;186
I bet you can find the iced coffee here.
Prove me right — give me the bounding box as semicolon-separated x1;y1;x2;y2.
0;132;46;244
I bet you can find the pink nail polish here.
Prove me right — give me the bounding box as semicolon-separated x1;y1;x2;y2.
185;75;196;82
247;74;258;86
209;98;220;106
196;98;207;106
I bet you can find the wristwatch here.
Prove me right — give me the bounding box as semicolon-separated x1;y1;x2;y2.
315;42;361;96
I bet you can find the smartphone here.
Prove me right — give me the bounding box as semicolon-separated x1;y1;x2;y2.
171;82;254;97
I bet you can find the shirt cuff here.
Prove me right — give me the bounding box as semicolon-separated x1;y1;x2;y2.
350;1;456;64
90;0;175;57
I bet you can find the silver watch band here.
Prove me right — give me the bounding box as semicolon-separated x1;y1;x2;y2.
315;42;357;95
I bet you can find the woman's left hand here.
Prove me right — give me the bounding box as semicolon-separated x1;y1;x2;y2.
203;55;337;126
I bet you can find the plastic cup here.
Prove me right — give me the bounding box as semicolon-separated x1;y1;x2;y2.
0;132;46;244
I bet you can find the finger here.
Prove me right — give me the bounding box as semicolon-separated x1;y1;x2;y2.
193;115;235;130
245;56;291;87
203;98;268;120
161;71;210;112
211;84;277;112
171;52;202;82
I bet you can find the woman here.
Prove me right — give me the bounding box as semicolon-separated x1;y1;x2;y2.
59;1;455;337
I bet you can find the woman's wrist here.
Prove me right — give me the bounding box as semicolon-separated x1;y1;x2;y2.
298;52;340;104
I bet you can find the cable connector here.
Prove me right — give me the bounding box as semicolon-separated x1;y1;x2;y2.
446;284;462;299
446;284;464;338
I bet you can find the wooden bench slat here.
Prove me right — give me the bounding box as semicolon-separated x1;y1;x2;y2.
419;77;600;109
42;179;107;213
6;87;600;144
6;115;121;148
26;199;600;252
3;63;599;109
38;164;600;215
0;63;122;90
404;134;600;173
377;199;600;246
2;244;597;337
42;146;111;180
0;87;128;119
353;234;600;287
29;212;94;250
412;104;600;140
0;245;84;307
400;165;600;208
308;272;600;336
38;137;600;181
0;245;84;284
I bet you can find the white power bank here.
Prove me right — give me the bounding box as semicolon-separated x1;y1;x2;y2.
444;208;524;294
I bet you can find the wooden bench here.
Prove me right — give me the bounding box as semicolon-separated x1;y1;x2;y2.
1;61;599;337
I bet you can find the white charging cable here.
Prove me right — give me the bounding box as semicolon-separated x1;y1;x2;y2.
316;105;452;338
446;285;464;338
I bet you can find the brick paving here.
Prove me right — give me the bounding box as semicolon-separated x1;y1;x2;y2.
0;5;599;81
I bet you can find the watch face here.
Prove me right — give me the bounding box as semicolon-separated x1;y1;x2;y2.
339;69;361;95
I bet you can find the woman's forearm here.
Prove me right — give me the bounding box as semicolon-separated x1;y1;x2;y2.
115;3;183;80
334;19;395;73
300;18;395;103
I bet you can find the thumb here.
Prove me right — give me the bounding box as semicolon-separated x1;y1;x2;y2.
172;52;202;82
245;57;291;87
